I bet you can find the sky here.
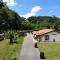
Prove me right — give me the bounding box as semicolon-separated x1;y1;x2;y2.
3;0;60;18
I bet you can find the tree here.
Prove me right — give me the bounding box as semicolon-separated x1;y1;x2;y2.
54;21;60;31
0;6;22;31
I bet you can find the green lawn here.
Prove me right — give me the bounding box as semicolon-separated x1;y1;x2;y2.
38;43;60;60
0;36;24;60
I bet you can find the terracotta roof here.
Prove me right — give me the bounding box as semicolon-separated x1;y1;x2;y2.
32;31;37;35
33;29;54;36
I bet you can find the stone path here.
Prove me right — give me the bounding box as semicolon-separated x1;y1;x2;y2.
19;33;40;60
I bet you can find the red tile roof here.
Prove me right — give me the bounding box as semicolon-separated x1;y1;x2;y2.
33;29;54;36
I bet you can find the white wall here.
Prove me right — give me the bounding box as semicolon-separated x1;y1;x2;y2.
40;32;60;41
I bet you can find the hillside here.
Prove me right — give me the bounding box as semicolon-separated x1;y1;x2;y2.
0;1;60;32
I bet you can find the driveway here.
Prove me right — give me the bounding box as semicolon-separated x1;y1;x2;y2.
19;33;40;60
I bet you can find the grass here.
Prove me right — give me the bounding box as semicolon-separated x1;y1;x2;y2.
38;42;60;60
0;36;24;60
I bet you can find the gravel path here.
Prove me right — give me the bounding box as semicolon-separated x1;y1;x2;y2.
19;33;40;60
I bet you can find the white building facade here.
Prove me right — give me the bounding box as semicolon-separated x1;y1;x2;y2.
36;31;60;42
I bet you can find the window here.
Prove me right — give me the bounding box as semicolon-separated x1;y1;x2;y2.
45;35;49;40
52;34;56;35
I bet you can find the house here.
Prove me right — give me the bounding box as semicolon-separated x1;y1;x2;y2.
32;29;60;42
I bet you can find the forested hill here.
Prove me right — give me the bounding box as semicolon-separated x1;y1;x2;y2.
28;16;60;23
0;1;60;32
27;16;60;30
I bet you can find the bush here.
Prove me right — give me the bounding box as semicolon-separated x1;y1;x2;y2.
0;33;4;41
4;30;18;43
17;31;26;37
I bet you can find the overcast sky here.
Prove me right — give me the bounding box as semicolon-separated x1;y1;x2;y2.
3;0;60;18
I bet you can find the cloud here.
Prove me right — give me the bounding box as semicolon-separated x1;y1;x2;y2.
21;6;42;18
3;0;17;6
49;10;54;13
31;6;42;13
